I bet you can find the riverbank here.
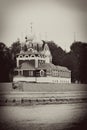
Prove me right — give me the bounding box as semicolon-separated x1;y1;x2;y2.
0;91;87;106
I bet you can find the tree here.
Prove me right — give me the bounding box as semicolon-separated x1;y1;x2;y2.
62;52;79;83
70;41;87;83
22;44;28;51
11;39;21;58
0;42;14;82
45;41;66;66
62;41;87;83
11;40;21;67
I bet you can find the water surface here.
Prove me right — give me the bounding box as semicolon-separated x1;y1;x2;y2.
0;103;87;130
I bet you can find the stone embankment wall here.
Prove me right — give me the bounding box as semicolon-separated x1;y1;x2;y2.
0;83;87;92
0;83;87;105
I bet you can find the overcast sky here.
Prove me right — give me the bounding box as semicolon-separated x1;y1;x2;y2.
0;0;87;51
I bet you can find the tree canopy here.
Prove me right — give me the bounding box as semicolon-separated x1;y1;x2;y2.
0;42;14;82
11;40;21;58
70;42;87;83
45;41;66;66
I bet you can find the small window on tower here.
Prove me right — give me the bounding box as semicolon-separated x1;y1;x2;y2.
28;48;33;52
38;55;40;57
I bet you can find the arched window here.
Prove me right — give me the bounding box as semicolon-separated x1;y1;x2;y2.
40;70;45;77
38;54;40;57
28;48;33;52
30;54;35;57
25;55;29;58
19;55;23;58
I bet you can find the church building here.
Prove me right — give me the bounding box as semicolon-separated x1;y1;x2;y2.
13;37;71;84
13;27;71;83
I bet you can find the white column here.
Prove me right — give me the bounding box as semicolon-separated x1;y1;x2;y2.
35;59;38;68
17;58;19;67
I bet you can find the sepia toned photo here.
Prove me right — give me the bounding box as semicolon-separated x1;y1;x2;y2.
0;0;87;130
